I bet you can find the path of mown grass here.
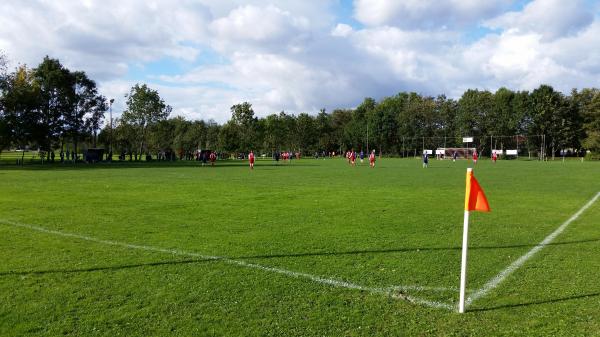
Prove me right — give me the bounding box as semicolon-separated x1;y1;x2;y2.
0;158;599;336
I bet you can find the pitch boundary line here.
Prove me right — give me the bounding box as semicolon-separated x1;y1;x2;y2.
0;219;454;311
465;191;600;309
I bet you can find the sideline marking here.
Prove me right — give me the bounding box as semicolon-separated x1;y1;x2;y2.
0;219;454;310
465;191;600;309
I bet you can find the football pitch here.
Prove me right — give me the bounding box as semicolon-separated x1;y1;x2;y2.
1;158;599;336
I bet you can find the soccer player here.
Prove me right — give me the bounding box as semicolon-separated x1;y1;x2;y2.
453;151;457;162
369;150;376;168
360;150;364;164
492;151;497;163
350;149;356;166
209;151;216;166
423;152;429;168
473;150;478;164
249;151;255;170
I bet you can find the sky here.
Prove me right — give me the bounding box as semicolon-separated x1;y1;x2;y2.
1;0;600;123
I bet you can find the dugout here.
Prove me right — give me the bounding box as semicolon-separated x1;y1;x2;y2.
85;148;105;163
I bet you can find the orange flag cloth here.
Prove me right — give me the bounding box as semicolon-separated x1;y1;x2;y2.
464;169;491;212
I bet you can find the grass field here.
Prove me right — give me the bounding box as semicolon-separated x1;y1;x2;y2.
1;158;599;336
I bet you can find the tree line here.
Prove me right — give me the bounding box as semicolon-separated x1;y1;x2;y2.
0;55;106;160
1;54;600;161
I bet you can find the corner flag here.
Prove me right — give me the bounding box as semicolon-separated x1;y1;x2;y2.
464;169;490;212
459;168;490;313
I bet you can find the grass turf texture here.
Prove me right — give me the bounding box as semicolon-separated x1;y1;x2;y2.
1;158;599;336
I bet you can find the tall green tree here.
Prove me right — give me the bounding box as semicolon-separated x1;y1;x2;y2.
457;89;493;154
205;119;220;150
367;94;398;155
262;113;286;152
0;66;41;152
315;109;334;152
434;95;458;148
529;85;578;157
347;98;375;151
331;109;352;152
230;102;257;151
572;88;600;152
34;56;74;156
399;92;447;152
512;90;531;134
147;119;175;157
219;120;240;155
171;116;191;157
295;113;317;154
113;119;137;159
121;84;171;159
68;71;106;153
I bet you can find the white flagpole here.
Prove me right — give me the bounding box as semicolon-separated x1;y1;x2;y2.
459;209;470;313
459;167;472;313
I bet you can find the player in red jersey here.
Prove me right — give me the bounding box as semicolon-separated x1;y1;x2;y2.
209;151;216;166
473;151;478;164
492;151;497;163
249;151;255;169
369;150;376;168
350;149;356;166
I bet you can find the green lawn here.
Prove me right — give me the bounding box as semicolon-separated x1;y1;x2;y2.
1;158;599;336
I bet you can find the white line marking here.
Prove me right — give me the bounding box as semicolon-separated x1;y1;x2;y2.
0;219;454;310
392;285;459;293
465;191;600;309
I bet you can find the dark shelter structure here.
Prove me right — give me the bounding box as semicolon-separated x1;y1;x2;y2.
85;148;105;163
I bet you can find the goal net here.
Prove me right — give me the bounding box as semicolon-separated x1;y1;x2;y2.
436;148;476;159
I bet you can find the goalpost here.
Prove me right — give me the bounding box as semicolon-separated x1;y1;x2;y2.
436;147;476;159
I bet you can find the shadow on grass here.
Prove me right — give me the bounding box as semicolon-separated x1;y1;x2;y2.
234;237;600;260
0;160;319;171
0;258;219;276
2;238;597;282
470;292;600;312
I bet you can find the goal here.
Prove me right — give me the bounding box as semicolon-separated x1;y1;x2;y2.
436;147;476;159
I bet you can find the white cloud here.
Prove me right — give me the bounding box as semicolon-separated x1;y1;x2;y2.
0;0;212;79
353;27;457;61
485;0;593;41
460;19;600;94
210;5;309;42
353;0;513;29
2;0;600;124
197;0;336;27
331;23;353;37
159;51;363;119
